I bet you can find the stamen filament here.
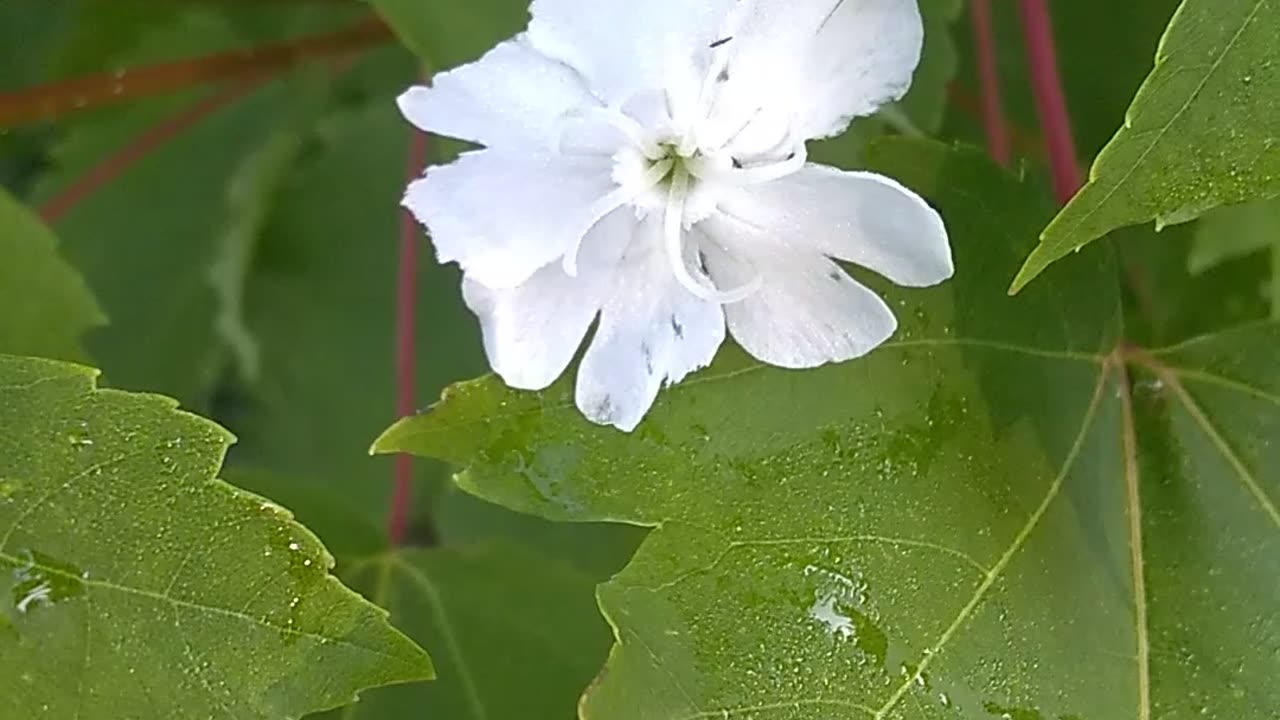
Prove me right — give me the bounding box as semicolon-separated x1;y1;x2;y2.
677;35;735;156
562;159;674;276
690;141;808;186
664;170;760;304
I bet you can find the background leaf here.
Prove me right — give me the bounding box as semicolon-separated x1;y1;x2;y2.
30;9;316;409
1115;223;1271;347
1012;0;1280;291
0;355;431;719
0;189;104;361
364;0;525;68
326;542;614;719
378;140;1280;719
1187;198;1278;274
1186;198;1278;318
892;0;963;135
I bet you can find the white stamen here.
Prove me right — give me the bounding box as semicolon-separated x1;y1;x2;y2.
562;159;674;276
664;171;759;304
676;34;735;156
691;141;808;186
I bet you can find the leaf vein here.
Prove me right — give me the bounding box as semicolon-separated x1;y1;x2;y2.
1119;370;1152;720
0;449;146;552
393;557;491;720
679;698;877;719
872;363;1112;718
1161;370;1280;528
1161;367;1280;407
0;549;416;666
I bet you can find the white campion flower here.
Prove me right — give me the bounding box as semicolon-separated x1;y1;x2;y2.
399;0;953;432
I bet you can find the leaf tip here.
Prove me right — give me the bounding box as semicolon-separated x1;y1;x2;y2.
369;418;409;456
1007;265;1036;295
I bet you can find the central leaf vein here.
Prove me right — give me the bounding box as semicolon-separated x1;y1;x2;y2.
872;362;1113;718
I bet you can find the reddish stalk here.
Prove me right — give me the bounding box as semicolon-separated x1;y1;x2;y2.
968;0;1012;166
387;126;429;546
1018;0;1082;203
39;80;262;223
0;17;391;128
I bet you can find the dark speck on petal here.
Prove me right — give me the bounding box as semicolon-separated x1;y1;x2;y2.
670;315;685;339
591;395;615;422
641;343;656;375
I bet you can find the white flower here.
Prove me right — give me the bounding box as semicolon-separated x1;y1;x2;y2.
399;0;953;432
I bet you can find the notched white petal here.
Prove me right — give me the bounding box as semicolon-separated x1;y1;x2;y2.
527;0;739;110
576;225;726;431
718;164;953;288
702;236;898;369
397;37;597;150
465;209;634;390
711;0;924;142
403;149;615;289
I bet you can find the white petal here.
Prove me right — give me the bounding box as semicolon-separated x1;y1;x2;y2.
464;209;635;390
397;37;598;150
403;149;615;288
701;237;897;369
717;164;952;287
527;0;738;112
575;224;725;431
709;0;923;146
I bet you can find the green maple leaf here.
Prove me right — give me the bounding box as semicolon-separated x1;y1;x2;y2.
0;356;432;719
1013;0;1280;292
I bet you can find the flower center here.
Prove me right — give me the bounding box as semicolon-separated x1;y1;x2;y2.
557;103;807;303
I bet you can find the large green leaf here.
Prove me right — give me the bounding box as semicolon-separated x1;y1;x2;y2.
1012;0;1280;292
0;355;431;718
434;488;644;581
325;542;614;719
0;190;105;361
377;140;1279;718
